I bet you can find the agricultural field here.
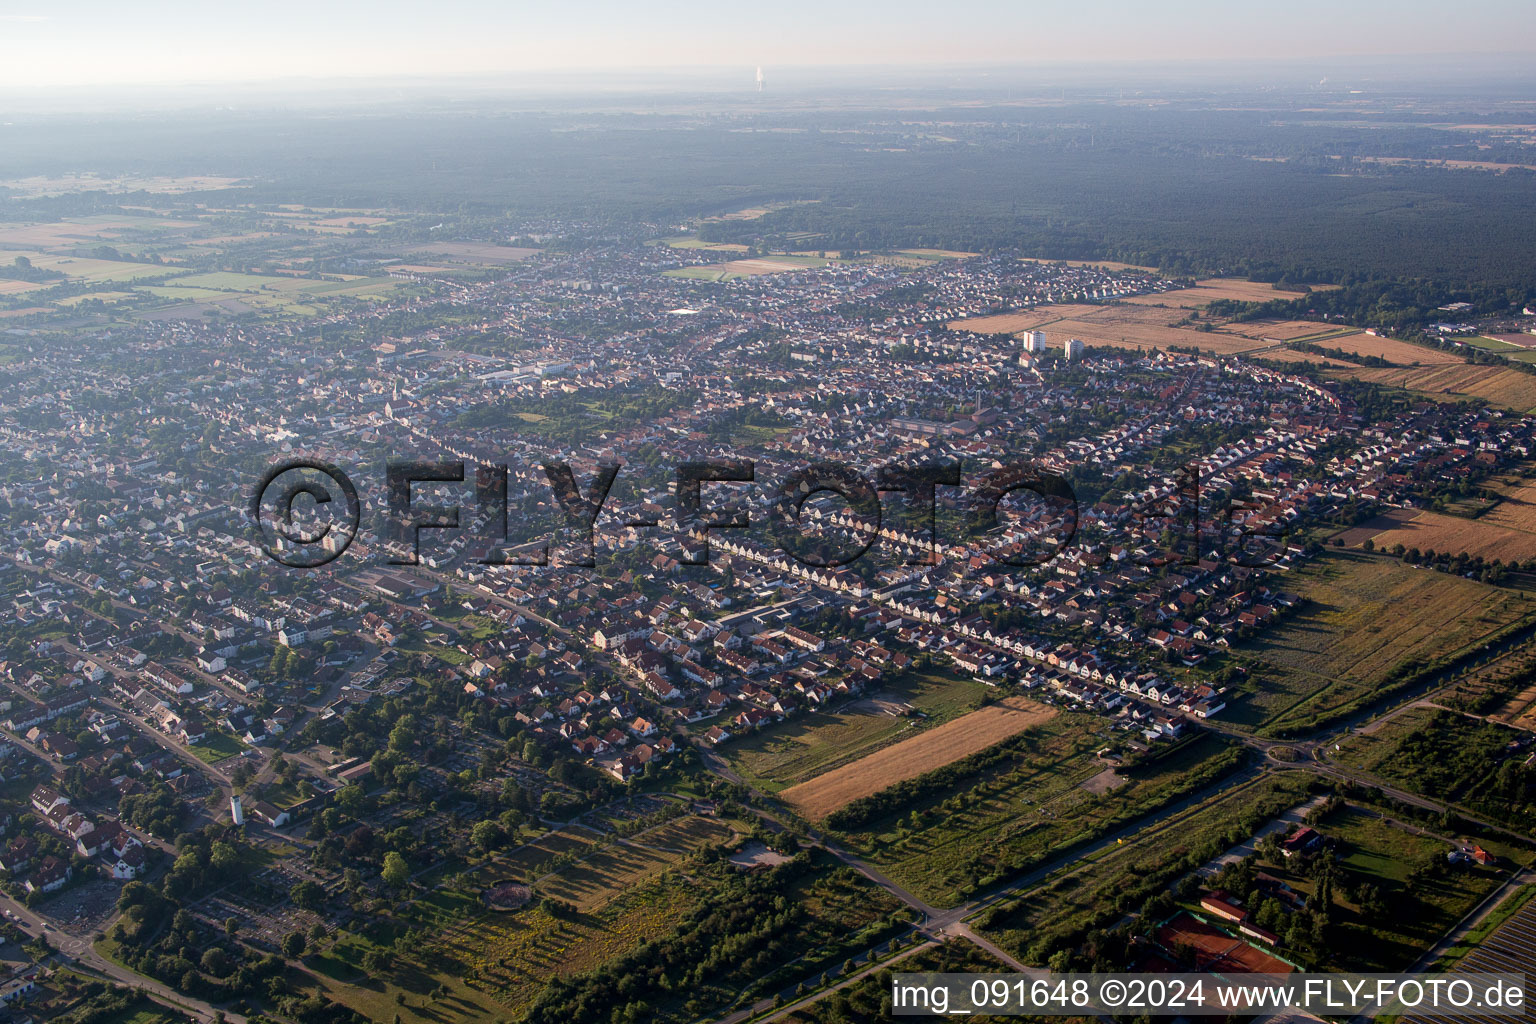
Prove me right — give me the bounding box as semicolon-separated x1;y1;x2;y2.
661;236;751;252
23;254;184;284
310;815;740;1023
1330;706;1536;832
1040;315;1272;356
0;215;201;248
778;695;1056;820
310;878;700;1023
0;173;242;196
1121;278;1329;307
957;300;1285;355
723;668;990;791
829;721;1245;906
893;248;975;259
978;773;1316;964
1224;551;1536;734
1435;642;1536;728
1349;508;1536;563
387;241;540;267
315;851;903;1024
1222;319;1354;343
1475;467;1536;532
1259;346;1359;368
1313;333;1465;364
663;254;830;281
1331;362;1536;413
947;304;1100;334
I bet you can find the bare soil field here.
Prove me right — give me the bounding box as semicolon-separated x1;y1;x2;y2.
1332;364;1536;413
0;280;42;295
1353;509;1536;562
1079;767;1129;794
778;696;1056;819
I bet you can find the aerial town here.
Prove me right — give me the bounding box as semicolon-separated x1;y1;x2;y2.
0;191;1533;1024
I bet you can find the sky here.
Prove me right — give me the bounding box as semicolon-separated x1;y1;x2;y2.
2;0;1534;89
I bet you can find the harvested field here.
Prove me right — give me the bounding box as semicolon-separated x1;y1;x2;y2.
1494;679;1536;731
1318;334;1464;364
898;248;976;259
0;173;241;196
1351;508;1536;563
778;696;1056;819
1332;363;1536;412
1239;319;1347;341
394;241;539;266
1018;256;1156;272
1070;303;1191;327
1258;347;1357;368
948;304;1100;334
1040;316;1270;356
1333;508;1419;547
1481;475;1536;534
665;255;828;280
1123;278;1329;307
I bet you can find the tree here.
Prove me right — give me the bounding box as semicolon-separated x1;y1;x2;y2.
201;948;231;976
382;851;411;889
281;931;307;958
470;820;504;853
291;880;325;911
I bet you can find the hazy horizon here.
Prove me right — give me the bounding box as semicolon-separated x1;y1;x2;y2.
3;0;1535;94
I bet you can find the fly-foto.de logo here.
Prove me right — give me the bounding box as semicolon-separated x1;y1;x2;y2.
250;456;1282;571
